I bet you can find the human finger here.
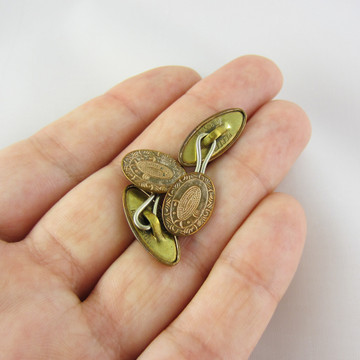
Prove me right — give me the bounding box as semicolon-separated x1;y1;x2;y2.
0;66;200;241
139;193;306;360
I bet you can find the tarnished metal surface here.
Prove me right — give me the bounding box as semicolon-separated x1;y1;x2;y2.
179;108;246;166
162;173;215;236
122;150;186;193
123;185;180;265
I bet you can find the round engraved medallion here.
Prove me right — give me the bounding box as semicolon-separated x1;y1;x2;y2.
162;173;215;236
122;150;186;193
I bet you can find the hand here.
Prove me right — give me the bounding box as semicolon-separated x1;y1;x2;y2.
0;55;311;359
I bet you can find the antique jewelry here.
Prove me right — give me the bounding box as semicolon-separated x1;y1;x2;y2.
122;108;246;265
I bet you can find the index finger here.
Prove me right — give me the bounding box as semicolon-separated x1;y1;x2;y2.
0;66;200;241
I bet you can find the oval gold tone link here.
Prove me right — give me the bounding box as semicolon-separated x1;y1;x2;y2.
122;149;186;193
143;210;167;242
162;173;215;236
123;185;180;265
178;108;247;167
202;124;229;147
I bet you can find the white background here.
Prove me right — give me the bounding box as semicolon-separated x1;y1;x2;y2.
1;1;359;359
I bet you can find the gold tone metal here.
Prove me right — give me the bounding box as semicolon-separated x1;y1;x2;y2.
143;210;167;243
122;150;186;193
162;172;215;236
178;108;247;167
123;185;180;265
202;124;229;147
121;109;247;264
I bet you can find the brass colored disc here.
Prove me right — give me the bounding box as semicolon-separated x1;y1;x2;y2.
123;185;180;265
178;108;247;167
122;150;186;193
162;173;215;236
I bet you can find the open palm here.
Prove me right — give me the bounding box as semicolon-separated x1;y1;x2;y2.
0;55;310;359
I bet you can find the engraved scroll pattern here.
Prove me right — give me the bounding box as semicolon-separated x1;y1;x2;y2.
163;174;215;236
177;186;202;221
122;150;185;193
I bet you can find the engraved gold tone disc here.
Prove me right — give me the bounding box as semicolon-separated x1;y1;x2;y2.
162;173;215;236
179;108;247;167
122;150;186;193
123;185;180;265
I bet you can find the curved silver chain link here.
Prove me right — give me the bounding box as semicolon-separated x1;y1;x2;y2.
133;194;160;231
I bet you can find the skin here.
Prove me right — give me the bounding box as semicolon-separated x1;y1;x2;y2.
0;55;311;359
